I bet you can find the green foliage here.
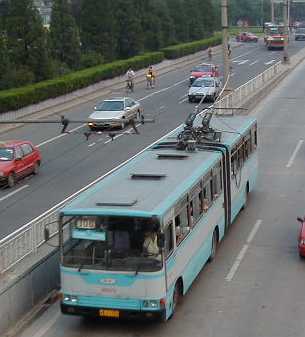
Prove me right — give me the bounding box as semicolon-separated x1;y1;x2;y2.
80;52;104;69
4;0;50;83
161;34;222;59
49;0;81;69
0;52;164;113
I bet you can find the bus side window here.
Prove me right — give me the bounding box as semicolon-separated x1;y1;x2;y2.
164;221;174;257
191;194;202;223
175;207;189;245
203;178;212;212
212;163;222;199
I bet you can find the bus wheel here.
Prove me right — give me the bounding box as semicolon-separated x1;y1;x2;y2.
171;281;181;318
242;183;249;210
208;230;218;262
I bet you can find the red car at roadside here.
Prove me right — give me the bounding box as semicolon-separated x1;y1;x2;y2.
0;140;41;188
236;32;258;43
297;216;305;258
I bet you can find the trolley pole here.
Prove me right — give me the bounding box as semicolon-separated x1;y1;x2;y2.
221;0;230;88
283;0;289;62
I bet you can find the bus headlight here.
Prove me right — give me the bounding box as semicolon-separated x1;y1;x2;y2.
143;300;159;309
63;294;79;303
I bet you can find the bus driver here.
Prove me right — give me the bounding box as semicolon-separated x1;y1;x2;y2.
143;230;160;258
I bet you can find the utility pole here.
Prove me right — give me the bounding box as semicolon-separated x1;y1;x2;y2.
283;0;289;62
271;0;275;22
221;0;230;87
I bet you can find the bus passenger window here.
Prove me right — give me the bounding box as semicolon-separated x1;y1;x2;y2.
191;195;202;222
164;222;174;257
174;207;189;245
203;179;212;210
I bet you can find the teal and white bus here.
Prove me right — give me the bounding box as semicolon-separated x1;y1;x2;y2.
59;114;257;321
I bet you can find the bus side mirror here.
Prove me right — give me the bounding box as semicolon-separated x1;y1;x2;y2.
158;232;165;248
44;226;50;242
297;217;304;223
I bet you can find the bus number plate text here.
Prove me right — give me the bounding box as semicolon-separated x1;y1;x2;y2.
99;309;120;318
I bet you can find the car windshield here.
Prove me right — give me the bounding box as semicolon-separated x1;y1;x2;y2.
95;100;124;111
62;215;163;272
192;65;212;72
0;147;14;161
192;78;214;87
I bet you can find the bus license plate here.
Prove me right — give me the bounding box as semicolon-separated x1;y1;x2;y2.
99;309;120;318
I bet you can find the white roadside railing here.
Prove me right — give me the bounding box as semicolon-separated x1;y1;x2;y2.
0;60;282;274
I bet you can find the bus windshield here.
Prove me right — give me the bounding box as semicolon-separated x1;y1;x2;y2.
61;215;162;272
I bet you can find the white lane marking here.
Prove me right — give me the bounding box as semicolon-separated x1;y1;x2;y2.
36;124;85;147
231;49;256;61
234;59;249;65
230;72;235;77
31;311;60;337
88;142;96;147
249;60;259;66
179;94;187;100
264;59;276;65
179;97;189;104
286;139;304;168
246;219;262;244
225;219;262;282
138;78;187;102
0;184;29;203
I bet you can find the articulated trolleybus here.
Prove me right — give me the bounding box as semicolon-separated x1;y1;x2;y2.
59;111;258;321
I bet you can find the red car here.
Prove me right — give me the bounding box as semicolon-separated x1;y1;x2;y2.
189;63;220;85
297;216;305;258
0;140;41;187
236;32;258;43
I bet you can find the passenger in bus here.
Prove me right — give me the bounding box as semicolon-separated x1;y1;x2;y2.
143;230;160;258
203;198;209;212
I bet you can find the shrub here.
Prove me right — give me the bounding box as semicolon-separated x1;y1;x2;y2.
0;52;164;113
161;33;222;59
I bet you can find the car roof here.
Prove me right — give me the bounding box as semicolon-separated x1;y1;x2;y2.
0;140;31;147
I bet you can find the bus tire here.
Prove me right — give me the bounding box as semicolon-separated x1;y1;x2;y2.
242;183;249;210
208;230;218;262
170;281;182;319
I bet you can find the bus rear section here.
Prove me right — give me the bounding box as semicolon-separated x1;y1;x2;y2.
60;215;167;320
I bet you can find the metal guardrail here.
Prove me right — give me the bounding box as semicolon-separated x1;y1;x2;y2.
0;61;282;274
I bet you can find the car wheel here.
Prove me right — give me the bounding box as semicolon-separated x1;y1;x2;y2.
7;173;16;188
188;97;193;103
33;162;40;175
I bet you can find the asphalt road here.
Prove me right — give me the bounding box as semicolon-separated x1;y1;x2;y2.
0;38;305;240
13;36;305;337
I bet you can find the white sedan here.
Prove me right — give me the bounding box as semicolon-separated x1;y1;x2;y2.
88;97;143;130
188;77;222;103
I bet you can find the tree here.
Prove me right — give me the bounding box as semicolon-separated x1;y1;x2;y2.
114;0;144;58
4;0;51;82
80;0;117;61
49;0;81;69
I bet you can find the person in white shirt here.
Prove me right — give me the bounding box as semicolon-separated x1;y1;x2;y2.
143;231;160;257
126;67;135;91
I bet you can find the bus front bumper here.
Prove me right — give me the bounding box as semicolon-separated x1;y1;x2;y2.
61;302;166;321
